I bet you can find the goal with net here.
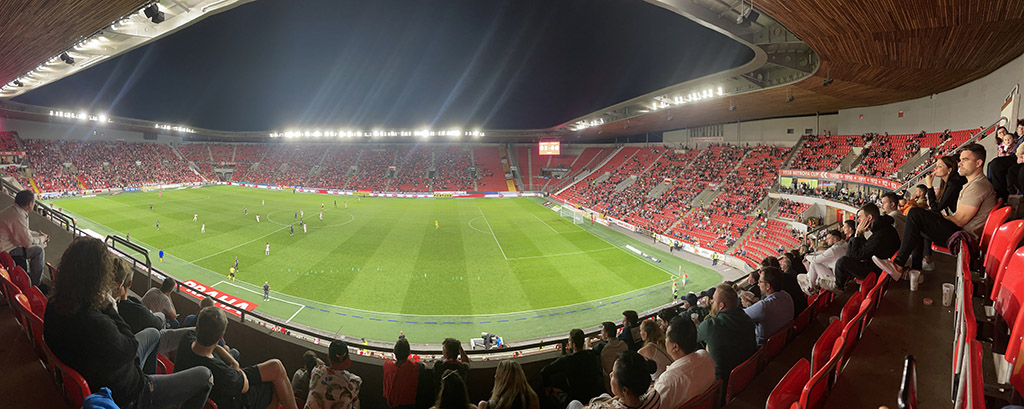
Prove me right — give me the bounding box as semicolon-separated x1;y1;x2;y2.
558;205;587;225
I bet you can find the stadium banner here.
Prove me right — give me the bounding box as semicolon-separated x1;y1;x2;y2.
180;279;258;317
778;169;901;190
0;151;26;158
606;216;637;232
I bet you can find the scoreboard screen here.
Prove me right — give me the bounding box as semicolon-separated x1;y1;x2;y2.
539;140;560;155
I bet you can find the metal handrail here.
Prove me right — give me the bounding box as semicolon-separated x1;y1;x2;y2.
104;235;153;287
895;117;1006;192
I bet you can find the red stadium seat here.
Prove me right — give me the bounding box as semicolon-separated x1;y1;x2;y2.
157;353;175;375
933;206;1011;256
725;348;762;404
766;358;810;409
0;251;15;270
811;320;843;374
799;336;845;409
763;322;793;364
14;293;46;360
839;292;863;325
677;379;722;409
0;268;18;307
985;221;1024;295
10;265;31;294
858;272;876;296
44;343;91;408
24;285;46;317
839;308;868;369
792;302;816;336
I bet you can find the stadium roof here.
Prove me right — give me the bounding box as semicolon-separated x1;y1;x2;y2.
1;0;1024;141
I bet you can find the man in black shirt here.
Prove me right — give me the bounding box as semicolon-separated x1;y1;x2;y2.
175;307;299;409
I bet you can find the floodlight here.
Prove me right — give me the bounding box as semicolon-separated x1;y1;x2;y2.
59;52;74;64
144;3;165;24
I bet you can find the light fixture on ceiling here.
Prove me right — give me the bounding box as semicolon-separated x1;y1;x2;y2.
822;66;834;87
144;3;165;24
736;1;760;26
59;52;74;65
785;88;794;103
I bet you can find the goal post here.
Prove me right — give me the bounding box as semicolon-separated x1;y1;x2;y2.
558;205;586;225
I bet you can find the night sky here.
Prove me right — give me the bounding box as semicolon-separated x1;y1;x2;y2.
14;0;753;132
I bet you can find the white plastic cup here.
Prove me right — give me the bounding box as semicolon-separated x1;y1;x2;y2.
909;271;920;291
942;283;955;307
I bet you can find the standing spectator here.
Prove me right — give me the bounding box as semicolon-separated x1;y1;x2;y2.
833;204;900;291
175;306;300;409
306;340;362;409
617;310;642;352
540;329;605;406
569;351;661;409
697;284;757;384
478;360;539;409
383;337;423;409
637;320;673;381
433;338;471;390
653;316;715;409
431;370;476;409
743;267;794;346
0;189;49;289
43;237;213;409
142;278;179;328
876;143;998;280
292;351;319;406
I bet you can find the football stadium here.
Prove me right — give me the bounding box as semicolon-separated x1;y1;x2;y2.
1;0;1023;408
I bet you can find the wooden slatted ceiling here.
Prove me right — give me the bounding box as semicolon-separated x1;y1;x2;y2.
0;0;147;86
578;0;1024;139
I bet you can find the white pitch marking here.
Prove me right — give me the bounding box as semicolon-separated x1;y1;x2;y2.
213;280;304;307
506;246;617;260
190;225;290;263
286;306;305;323
477;207;508;260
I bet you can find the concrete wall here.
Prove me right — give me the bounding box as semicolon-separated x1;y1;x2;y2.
0;117;182;144
664;113;838;146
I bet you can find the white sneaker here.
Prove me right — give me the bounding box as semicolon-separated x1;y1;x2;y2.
797;274;815;296
873;255;903;281
819;276;838;293
922;260;935;271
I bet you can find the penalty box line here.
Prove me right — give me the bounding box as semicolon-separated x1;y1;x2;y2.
477;207;508;260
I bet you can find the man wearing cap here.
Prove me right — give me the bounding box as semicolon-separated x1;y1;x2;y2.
174;306;300;409
307;339;362;409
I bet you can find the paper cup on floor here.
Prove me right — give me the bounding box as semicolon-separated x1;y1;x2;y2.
909;271;920;291
942;283;955;307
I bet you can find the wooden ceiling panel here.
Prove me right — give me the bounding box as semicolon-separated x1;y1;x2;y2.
0;0;147;86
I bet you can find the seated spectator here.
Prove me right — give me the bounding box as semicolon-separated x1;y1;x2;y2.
540;329;605;406
183;296;216;327
800;230;848;294
433;338;471;389
142;278;179;328
697;283;757;383
306;340;362;409
842;219;856;240
618;310;642;352
112;257;163;334
292;351;319;405
43;237;213;409
653;316;715;409
880;192;906;240
592;321;628;380
383;337;425;409
834;203;900;291
432;370;476;409
174;306;300;409
656;308;679;333
478;360;539;409
570;351;661;409
925;156;965;215
743;267;794;346
877;143;998;280
0;189;49;289
637;319;673;381
989;121;1024;199
777;255;808;318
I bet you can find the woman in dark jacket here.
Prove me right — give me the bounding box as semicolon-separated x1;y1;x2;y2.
926;155;966;215
43;237;212;409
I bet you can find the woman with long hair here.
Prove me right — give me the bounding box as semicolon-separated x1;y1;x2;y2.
479;360;539;409
576;351;661;409
431;369;478;409
637;320;673;381
926;155;966;215
43;237;213;409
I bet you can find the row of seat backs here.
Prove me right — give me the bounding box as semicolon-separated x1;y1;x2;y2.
766;271;889;409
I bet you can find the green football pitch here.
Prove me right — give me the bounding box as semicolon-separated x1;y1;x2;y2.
52;185;721;342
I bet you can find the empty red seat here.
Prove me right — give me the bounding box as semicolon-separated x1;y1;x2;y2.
766;358;810;409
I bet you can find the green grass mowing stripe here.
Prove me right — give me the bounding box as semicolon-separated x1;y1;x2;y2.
53;186;722;341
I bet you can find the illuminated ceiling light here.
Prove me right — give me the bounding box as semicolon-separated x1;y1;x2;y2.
144;3;165;24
